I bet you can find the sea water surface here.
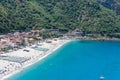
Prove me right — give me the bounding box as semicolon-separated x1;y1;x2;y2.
8;40;120;80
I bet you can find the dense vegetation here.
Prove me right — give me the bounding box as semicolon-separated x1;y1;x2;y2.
98;0;120;15
0;0;120;36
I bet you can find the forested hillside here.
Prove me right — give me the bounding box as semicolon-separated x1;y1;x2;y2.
0;0;120;35
98;0;120;15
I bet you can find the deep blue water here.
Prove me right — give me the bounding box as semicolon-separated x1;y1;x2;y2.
8;41;120;80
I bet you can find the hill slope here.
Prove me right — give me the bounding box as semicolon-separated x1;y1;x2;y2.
98;0;120;14
0;0;120;35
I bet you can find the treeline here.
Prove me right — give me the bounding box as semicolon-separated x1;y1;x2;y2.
0;0;120;36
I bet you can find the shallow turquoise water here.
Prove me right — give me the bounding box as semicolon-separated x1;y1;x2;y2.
8;41;120;80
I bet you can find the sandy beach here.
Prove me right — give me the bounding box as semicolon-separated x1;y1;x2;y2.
0;39;70;80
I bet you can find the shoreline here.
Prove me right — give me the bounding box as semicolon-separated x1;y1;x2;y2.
74;37;120;42
1;39;71;80
1;38;120;80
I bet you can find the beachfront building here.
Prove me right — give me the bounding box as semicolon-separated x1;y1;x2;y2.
0;30;42;51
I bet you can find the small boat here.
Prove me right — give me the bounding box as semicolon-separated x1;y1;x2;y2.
100;76;104;80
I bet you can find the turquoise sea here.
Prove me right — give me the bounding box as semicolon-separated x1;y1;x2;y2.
8;40;120;80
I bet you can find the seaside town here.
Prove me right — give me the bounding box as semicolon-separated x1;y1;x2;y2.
0;30;41;51
0;28;120;80
0;29;72;80
0;0;120;80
